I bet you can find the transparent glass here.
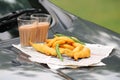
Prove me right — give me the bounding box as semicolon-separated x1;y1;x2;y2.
17;15;38;47
31;13;51;43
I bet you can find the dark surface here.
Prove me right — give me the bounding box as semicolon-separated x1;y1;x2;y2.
0;0;120;80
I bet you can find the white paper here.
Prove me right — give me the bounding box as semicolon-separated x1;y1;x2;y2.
12;43;114;69
47;62;106;69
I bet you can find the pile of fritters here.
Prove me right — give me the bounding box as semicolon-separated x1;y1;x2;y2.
30;36;91;60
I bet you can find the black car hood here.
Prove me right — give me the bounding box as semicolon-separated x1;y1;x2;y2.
0;0;120;80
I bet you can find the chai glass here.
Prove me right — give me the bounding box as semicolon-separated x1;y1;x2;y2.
31;13;51;43
17;15;38;47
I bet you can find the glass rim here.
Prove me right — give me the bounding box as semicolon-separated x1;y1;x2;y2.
31;13;51;18
17;15;37;22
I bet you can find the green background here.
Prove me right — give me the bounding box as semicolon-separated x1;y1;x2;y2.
50;0;120;34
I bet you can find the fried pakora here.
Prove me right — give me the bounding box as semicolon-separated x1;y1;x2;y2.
30;35;91;61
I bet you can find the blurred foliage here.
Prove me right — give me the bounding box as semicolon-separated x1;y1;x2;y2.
50;0;120;34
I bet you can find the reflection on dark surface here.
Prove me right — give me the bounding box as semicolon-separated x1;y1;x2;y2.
0;28;19;41
61;67;120;80
0;0;32;41
0;0;31;15
0;0;120;80
0;47;65;80
0;63;65;80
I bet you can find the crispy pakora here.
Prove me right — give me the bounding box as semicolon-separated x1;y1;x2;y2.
30;35;91;61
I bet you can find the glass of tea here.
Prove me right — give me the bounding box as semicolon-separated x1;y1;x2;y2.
31;13;51;43
17;15;38;47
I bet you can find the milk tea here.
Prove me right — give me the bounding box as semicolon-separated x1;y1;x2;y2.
36;22;49;43
19;24;37;46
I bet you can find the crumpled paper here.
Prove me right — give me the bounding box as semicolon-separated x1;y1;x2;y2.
12;43;114;69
